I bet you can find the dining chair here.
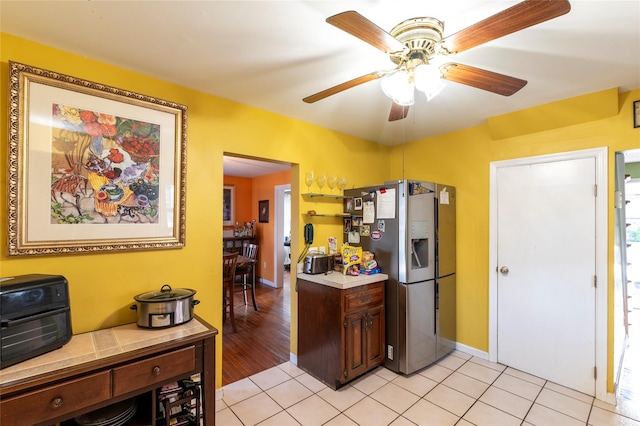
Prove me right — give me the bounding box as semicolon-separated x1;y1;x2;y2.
223;252;238;332
235;243;258;311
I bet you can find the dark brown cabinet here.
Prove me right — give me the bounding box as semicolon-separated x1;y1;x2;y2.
0;317;217;426
345;304;384;381
298;278;385;389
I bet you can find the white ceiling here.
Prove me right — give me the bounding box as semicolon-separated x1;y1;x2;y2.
2;0;639;148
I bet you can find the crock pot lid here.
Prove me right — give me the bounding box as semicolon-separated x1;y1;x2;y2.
134;285;196;301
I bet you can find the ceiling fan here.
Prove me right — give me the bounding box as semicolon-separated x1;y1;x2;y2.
303;0;571;121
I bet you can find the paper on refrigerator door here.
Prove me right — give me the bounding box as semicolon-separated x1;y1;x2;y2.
363;201;375;223
376;188;396;219
440;187;450;205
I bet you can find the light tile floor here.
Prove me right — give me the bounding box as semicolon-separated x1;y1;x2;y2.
217;349;640;426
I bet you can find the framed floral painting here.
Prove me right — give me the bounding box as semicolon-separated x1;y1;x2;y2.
7;61;187;256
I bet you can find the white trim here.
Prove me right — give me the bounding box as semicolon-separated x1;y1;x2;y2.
489;147;608;401
455;342;489;361
215;388;224;401
259;277;276;288
290;353;298;365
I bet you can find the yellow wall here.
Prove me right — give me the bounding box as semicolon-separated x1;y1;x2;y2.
0;33;391;389
391;88;640;392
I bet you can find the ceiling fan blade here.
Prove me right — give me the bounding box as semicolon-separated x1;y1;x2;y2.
327;11;406;54
441;63;527;96
303;71;383;103
389;102;410;121
440;0;571;54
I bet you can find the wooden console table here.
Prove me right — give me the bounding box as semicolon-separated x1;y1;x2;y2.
0;316;217;426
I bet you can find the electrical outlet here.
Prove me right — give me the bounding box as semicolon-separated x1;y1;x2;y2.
387;345;393;360
263;261;267;269
319;246;326;254
310;246;318;253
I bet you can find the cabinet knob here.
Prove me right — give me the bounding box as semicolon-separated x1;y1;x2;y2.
50;397;63;410
152;366;161;376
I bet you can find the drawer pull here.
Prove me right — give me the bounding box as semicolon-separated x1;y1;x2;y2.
50;397;63;410
152;366;161;376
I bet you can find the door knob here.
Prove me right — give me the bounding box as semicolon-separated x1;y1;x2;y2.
499;266;509;275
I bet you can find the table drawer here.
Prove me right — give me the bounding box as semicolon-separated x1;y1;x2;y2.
344;283;384;314
112;345;195;396
0;371;111;426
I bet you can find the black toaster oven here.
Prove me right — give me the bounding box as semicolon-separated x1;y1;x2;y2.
0;274;72;369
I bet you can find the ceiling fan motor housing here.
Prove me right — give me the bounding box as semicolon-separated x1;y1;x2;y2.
388;17;445;66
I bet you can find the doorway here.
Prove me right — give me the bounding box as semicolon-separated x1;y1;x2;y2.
222;155;292;385
274;184;291;289
616;149;640;404
488;148;607;400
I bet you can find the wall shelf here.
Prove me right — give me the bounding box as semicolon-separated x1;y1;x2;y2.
301;193;348;199
302;192;349;218
303;213;351;217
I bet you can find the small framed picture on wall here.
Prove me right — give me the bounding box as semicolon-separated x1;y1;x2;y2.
634;100;640;128
223;186;235;226
259;200;269;223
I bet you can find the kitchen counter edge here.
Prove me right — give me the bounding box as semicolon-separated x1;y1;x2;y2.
297;272;388;289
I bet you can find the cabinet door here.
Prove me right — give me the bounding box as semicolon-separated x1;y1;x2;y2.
366;305;385;367
345;312;368;381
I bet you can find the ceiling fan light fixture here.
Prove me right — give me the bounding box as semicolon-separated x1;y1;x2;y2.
381;70;415;106
414;63;445;101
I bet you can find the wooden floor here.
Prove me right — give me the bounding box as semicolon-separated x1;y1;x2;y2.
222;270;291;386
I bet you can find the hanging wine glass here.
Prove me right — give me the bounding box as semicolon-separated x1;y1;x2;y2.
327;175;337;194
316;173;327;193
305;170;315;193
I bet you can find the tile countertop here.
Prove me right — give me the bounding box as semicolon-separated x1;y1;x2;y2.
0;318;210;387
297;272;388;289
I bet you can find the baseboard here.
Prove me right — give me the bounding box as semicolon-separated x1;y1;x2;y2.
215;388;224;401
260;278;276;288
290;352;298;365
455;342;489;360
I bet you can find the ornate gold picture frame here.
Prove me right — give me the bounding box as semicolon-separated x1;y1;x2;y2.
8;61;187;256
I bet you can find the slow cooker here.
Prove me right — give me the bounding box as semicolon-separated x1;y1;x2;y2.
130;284;199;328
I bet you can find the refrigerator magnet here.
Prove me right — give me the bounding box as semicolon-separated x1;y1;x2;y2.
378;220;386;232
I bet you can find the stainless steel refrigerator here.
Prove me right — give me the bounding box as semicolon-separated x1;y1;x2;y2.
343;180;456;374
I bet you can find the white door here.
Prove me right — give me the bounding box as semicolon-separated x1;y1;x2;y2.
496;157;596;395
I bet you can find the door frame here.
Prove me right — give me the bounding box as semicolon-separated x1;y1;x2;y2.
274;183;291;288
488;147;608;401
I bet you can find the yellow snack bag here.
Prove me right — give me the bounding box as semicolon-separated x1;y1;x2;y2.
341;244;362;275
